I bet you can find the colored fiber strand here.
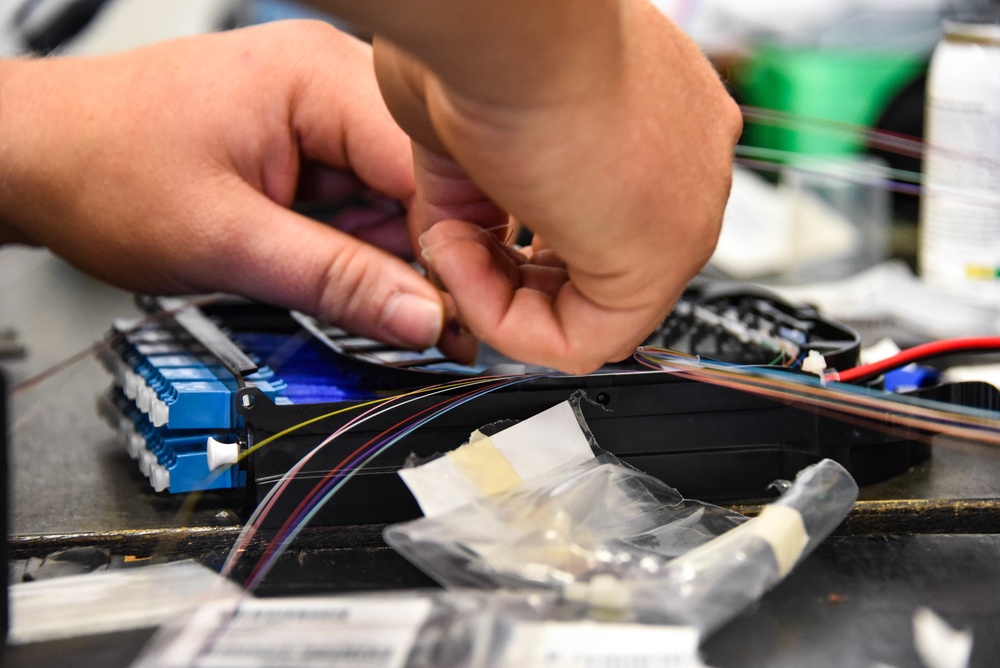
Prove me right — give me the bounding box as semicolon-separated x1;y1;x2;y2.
221;388;443;575
177;370;490;564
638;347;998;429
740;104;1000;170
178;397;386;527
740;105;925;159
737;153;915;199
832;337;1000;384
733;147;1000;211
12;341;103;395
221;374;532;580
223;393;420;571
638;348;981;428
12;295;226;395
245;378;529;585
735;144;920;185
635;348;1000;446
737;104;1000;209
242;376;535;590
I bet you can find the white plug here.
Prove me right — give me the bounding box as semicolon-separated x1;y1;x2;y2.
207;437;239;471
801;350;828;378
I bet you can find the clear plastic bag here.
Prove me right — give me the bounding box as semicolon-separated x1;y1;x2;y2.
135;588;708;668
387;454;747;590
386;433;857;637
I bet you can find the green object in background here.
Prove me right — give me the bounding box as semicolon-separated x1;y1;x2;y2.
736;43;927;157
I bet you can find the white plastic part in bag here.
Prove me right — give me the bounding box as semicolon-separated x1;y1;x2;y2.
387;397;859;637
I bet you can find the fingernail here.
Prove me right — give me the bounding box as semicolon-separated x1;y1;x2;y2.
418;223;510;255
380;293;443;350
417;231;437;267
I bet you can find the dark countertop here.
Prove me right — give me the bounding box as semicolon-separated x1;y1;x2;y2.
4;247;1000;667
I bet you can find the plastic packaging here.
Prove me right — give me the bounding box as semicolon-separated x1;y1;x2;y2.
386;453;857;637
8;560;242;645
135;588;708;668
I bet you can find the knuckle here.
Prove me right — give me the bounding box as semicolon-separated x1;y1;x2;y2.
317;243;371;324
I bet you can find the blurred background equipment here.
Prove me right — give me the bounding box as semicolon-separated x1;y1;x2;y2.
919;14;1000;304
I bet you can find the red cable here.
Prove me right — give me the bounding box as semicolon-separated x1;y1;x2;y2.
831;336;1000;383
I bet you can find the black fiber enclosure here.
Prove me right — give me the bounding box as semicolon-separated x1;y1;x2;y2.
133;282;997;529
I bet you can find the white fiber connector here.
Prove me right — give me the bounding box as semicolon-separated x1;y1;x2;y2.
127;432;146;460
137;385;154;414
118;418;138;459
150;465;171;493
801;350;828;378
139;450;157;477
563;574;631;611
123;370;140;399
206;437;240;471
150;400;169;428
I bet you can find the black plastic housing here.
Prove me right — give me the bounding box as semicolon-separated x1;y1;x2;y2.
127;285;999;529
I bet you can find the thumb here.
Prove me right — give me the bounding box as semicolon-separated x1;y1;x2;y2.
202;190;444;350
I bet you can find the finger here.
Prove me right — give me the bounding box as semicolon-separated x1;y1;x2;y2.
421;220;667;373
288;25;415;203
525;248;567;270
329;209;412;259
409;142;510;244
421;224;568;300
520;263;569;300
198;185;445;352
418;222;524;291
530;233;551;253
436;295;479;364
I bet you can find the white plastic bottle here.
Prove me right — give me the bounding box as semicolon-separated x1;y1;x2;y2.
919;19;1000;303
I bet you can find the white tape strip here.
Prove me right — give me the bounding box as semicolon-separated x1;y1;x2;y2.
397;455;485;517
446;435;522;496
399;400;596;517
489;401;595;478
747;504;810;577
670;503;809;578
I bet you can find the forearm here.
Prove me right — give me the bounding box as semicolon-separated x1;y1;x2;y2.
305;0;625;106
0;53;150;268
0;58;48;246
308;2;742;371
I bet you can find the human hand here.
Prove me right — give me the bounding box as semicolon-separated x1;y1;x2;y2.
317;0;743;373
0;21;460;353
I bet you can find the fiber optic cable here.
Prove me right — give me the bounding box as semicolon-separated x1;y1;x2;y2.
13;294;227;395
244;377;529;583
637;347;997;428
222;374;536;579
740;104;1000;169
733;154;1000;211
736;105;1000;210
635;347;1000;445
242;375;537;589
637;347;998;429
221;385;453;575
